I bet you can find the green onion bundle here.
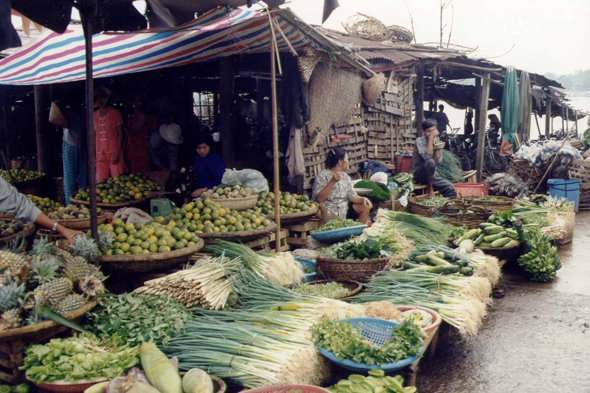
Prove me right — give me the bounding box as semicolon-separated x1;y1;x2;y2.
373;210;456;248
438;150;466;183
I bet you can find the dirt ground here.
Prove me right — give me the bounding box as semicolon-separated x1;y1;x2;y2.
417;212;590;393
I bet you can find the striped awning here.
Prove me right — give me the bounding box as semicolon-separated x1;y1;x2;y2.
0;7;310;85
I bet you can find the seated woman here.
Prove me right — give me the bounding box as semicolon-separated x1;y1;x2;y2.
190;135;225;198
312;147;373;223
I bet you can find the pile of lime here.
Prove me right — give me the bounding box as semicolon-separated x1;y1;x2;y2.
258;191;315;215
75;173;161;203
0;169;45;183
27;195;62;213
0;219;26;238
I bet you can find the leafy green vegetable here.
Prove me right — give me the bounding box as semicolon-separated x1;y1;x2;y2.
22;334;139;383
417;196;449;207
330;238;392;260
294;282;350;298
311;219;362;233
85;293;192;346
327;371;416;393
353;181;390;202
312;319;425;366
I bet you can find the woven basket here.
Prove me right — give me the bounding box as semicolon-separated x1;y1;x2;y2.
35;228;65;242
0;214;15;221
208;195;258;211
56;214;107;230
316;256;389;282
241;385;330;393
568;159;590;185
0;300;97;340
435;201;491;228
511;156;554;186
194;222;277;243
266;205;319;226
408;195;439;217
70;194;151;209
301;279;363;300
461;196;514;212
453;239;522;262
11;175;47;189
0;222;35;246
26;378;108;393
98;239;204;273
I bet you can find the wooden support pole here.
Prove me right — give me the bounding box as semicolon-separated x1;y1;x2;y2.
561;107;565;132
270;31;281;252
0;89;11;167
565;107;569;133
575;110;579;134
545;97;551;138
476;72;491;181
416;65;424;137
81;9;98;245
34;85;49;173
474;77;481;133
219;57;235;167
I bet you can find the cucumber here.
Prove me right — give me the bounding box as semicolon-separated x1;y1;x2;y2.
491;237;512;248
484;232;507;242
459;266;474;276
479;222;495;229
483;225;505;234
427;254;453;267
506;229;519;239
423;265;460;274
457;229;480;243
503;240;520;248
474;233;486;246
479;242;493;248
415;255;429;263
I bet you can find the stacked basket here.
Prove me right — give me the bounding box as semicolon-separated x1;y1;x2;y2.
568;159;590;211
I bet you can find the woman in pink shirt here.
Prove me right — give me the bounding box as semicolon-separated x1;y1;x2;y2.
94;86;126;182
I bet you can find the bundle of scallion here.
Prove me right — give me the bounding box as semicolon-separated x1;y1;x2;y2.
135;255;240;309
203;240;304;286
415;244;501;286
439;150;466;183
373;210;456;248
351;270;491;337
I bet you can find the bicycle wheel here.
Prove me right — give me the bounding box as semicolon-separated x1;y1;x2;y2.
484;150;506;174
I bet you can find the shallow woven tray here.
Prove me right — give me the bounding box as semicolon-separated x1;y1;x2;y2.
55;214;107;230
26;377;108;393
461;195;514;212
453;239;522;262
316;256;389;282
0;222;35;245
300;279;362;299
98;239;204;273
0;300;98;340
208;195;258;211
408;195;439;217
266;205;319;225
435;201;491;228
198;222;277;242
70;193;151;208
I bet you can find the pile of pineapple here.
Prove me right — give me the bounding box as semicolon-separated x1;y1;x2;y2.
48;205;101;221
203;183;257;200
0;236;106;332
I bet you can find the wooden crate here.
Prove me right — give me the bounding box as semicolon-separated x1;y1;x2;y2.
284;218;322;249
243;229;290;253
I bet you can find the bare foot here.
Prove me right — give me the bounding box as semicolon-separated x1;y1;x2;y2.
428;191;435;199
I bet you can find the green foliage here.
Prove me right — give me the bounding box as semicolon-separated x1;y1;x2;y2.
354;181;391;202
312;319;425;366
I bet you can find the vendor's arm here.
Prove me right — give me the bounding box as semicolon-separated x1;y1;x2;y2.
35;212;83;242
314;172;342;203
350;195;373;208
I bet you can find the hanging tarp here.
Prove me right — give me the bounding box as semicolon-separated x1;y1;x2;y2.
500;66;520;156
0;7;310;85
518;71;532;143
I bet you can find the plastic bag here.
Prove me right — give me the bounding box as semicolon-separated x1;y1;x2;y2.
222;169;269;193
113;208;154;225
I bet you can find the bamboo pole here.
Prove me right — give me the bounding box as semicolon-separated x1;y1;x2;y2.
270;26;281;252
476;72;491;181
545;97;551;138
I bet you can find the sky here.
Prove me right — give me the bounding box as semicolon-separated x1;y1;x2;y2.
285;0;590;76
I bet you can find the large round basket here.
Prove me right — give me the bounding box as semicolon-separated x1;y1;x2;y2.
0;222;35;246
98;239;204;273
198;222;277;243
179;373;226;393
461;195;514;212
208;195;258;211
396;306;442;340
12;175;47;194
316;318;423;372
299;279;362;300
56;214;107;230
266;205;319;226
26;377;108;393
316;256;389;282
435;201;491;228
70;193;152;209
310;224;367;244
453;239;522;262
241;385;330;393
408;195;439;217
0;300;98;341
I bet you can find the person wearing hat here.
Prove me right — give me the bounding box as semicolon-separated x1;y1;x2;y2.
158;112;183;172
190;134;225;198
94;86;126;182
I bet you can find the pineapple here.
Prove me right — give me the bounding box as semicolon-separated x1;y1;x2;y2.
0;239;32;284
78;275;105;297
29;237;55;258
54;247;75;264
99;231;115;251
35;277;73;307
63;257;103;284
0;307;23;331
0;277;25;312
52;294;86;315
30;257;61;285
69;235;99;262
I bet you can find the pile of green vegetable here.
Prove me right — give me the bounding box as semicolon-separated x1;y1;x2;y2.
22;334;139;383
85;293;192;346
517;229;561;282
417;195;449;207
311;219;362;233
327;370;416;393
376;211;456;248
455;223;520;249
294;282;350;298
354;180;391;202
390;172;413;201
438;150;465;183
325;238;393;261
583;128;590;149
404;250;474;276
312;319;425;366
